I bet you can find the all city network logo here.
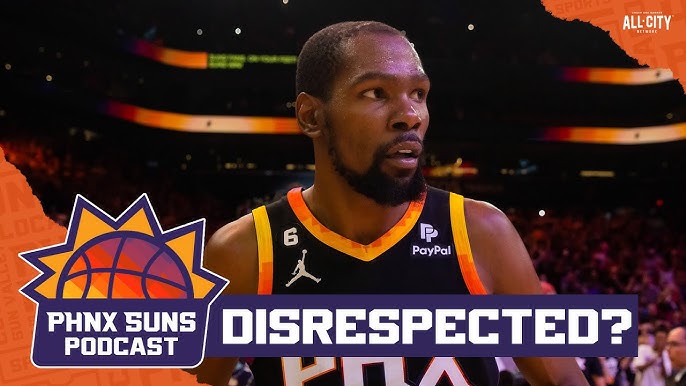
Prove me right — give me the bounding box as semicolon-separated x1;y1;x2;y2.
19;194;228;368
623;11;673;34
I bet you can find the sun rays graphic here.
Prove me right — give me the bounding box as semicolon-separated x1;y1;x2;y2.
20;194;227;301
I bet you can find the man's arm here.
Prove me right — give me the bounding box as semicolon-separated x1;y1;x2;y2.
631;345;656;373
464;198;589;386
185;213;260;386
633;357;658;373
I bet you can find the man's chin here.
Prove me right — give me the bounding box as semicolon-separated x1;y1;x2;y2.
331;148;426;206
375;174;427;206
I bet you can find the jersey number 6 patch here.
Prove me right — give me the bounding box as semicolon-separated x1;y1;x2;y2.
284;227;299;246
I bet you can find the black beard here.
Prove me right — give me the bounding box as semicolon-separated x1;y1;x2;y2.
328;132;427;207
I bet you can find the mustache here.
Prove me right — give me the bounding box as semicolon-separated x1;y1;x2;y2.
378;133;423;154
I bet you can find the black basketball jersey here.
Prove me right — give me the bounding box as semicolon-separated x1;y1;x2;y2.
246;187;499;386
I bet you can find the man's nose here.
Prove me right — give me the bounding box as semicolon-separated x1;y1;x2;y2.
391;99;423;131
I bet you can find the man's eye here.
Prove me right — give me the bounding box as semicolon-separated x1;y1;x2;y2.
412;89;426;100
362;89;383;99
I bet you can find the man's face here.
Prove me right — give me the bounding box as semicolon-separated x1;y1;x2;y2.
321;32;431;206
667;328;686;370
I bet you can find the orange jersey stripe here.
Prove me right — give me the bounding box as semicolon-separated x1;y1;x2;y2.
252;206;274;294
287;188;425;262
449;193;487;295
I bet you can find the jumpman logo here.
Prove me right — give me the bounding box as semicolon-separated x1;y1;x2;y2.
285;249;321;287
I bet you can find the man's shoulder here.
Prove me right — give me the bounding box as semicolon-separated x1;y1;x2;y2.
462;196;512;236
207;213;257;256
636;343;657;356
204;213;259;294
459;195;541;295
427;186;507;218
426;186;513;244
427;187;509;221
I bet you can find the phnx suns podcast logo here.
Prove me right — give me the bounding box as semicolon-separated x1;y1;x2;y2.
19;194;228;368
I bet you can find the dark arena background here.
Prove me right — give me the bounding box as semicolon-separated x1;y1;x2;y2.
1;0;685;385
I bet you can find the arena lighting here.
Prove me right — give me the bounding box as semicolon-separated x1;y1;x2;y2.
196;29;203;36
539;123;686;144
426;157;478;177
467;24;475;31
4;63;11;70
124;36;667;87
99;100;686;143
579;170;615;178
125;38;296;69
538;210;546;217
99;100;300;134
561;67;674;85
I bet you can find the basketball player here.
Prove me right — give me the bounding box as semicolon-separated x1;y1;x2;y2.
190;21;588;386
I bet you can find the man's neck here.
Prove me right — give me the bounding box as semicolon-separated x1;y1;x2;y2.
303;181;410;245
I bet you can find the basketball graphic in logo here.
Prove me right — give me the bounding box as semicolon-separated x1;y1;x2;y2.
57;234;193;299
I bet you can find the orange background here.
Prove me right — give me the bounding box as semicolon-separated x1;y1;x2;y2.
1;1;685;384
0;148;200;385
541;0;686;89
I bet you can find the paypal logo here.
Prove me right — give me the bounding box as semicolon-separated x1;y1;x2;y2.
420;223;438;242
414;223;451;257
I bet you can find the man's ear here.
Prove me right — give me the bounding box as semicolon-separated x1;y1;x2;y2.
296;92;324;139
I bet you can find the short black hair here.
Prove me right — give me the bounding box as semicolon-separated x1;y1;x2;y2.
296;21;408;101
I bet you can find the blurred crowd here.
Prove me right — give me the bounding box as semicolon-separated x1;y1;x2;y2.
0;136;240;235
2;136;685;386
500;206;686;386
516;208;686;325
